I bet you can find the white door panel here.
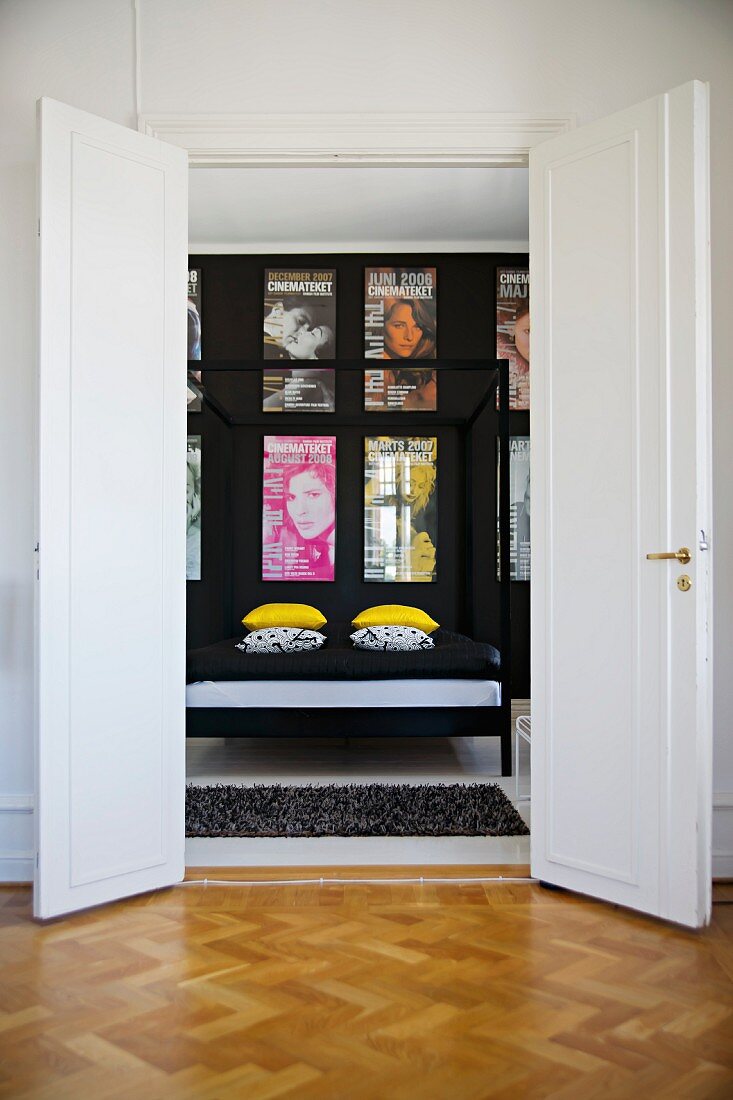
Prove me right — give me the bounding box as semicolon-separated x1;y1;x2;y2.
36;99;188;918
530;82;712;926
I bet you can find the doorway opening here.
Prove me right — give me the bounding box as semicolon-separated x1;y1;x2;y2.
184;163;532;868
36;93;712;926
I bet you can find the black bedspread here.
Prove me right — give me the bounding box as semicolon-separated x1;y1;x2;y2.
187;624;501;684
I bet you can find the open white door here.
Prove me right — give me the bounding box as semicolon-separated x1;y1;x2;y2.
35;99;188;918
530;81;712;927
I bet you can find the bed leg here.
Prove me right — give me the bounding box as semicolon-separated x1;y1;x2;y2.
501;730;512;777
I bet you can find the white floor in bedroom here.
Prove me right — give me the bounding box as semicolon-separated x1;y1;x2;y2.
186;705;531;868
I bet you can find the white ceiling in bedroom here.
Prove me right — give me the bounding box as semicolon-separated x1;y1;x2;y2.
188;166;529;251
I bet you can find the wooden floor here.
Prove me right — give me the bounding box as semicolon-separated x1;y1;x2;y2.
1;878;732;1099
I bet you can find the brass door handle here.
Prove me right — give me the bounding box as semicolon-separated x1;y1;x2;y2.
646;547;691;565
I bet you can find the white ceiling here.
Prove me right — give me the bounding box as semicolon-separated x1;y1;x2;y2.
188;166;529;252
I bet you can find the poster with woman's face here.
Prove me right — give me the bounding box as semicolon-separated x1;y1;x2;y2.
364;437;437;583
262;435;337;581
496;267;530;411
186;436;202;581
187;268;203;412
364;267;437;412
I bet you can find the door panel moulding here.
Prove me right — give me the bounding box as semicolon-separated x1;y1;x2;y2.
138;113;576;168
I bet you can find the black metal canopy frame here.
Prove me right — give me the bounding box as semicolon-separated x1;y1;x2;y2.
186;360;513;776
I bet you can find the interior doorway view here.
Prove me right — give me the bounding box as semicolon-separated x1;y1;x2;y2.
183;163;533;869
36;87;711;927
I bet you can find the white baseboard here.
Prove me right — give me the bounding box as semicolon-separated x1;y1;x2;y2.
0;795;34;883
0;854;34;882
4;779;730;882
713;792;733;879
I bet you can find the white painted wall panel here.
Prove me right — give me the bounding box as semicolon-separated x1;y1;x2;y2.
546;140;639;881
68;138;167;885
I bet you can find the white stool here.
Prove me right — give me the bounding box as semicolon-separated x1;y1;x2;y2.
515;715;531;803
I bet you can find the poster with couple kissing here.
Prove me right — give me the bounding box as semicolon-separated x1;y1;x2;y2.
263;269;337;413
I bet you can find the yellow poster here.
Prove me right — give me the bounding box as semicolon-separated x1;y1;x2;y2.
364;436;437;583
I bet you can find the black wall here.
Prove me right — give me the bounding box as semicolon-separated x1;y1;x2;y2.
187;252;530;696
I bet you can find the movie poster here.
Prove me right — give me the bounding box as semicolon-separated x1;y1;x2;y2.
186;435;202;581
364;267;437;412
187;268;202;412
496;267;530;410
262;435;337;581
262;269;336;413
263;368;336;413
496;436;530;581
364;437;437;583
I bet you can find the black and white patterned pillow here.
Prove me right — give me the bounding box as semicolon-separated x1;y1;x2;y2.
350;626;435;652
236;628;326;654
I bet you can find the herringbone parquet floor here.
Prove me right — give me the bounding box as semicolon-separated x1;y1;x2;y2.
1;873;732;1099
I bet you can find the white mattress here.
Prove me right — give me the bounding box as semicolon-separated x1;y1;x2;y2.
186;679;501;708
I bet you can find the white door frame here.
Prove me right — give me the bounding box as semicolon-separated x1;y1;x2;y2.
138;109;712;912
140;106;569;788
139;112;575;169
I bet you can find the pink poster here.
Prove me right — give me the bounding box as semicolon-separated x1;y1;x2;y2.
262;436;337;581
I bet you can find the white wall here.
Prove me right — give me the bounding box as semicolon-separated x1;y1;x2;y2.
0;0;138;878
1;0;731;879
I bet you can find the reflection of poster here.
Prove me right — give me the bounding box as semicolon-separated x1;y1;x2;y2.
497;436;530;581
187;268;202;412
262;436;336;582
364;437;437;583
364;267;437;411
263;369;335;413
187;374;203;414
186;436;202;581
496;267;530;411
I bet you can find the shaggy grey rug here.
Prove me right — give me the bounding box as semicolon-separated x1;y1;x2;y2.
186;783;529;838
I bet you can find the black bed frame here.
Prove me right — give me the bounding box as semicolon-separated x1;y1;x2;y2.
186;359;513;776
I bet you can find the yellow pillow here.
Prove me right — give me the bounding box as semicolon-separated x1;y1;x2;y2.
242;603;327;631
351;605;439;634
